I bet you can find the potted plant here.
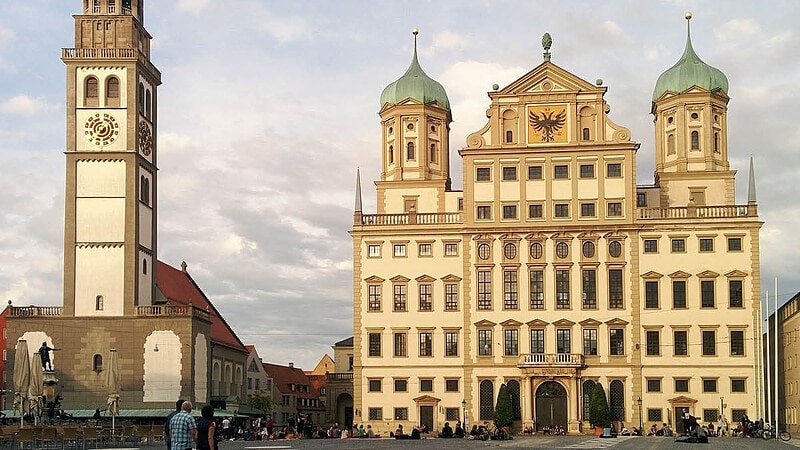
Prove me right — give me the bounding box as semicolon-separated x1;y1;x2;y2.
588;383;611;435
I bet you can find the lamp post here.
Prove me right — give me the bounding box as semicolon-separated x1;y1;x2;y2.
462;399;468;429
719;396;724;420
637;397;643;434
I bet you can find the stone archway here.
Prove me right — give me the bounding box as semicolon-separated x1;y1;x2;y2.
336;392;353;429
535;381;567;430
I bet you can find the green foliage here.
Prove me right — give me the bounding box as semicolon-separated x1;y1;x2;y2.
588;383;611;428
248;390;273;415
493;384;514;428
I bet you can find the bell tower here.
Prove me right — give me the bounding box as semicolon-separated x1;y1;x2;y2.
651;13;734;207
61;0;161;316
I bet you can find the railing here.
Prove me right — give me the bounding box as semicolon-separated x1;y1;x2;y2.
62;48;137;59
638;204;755;220
9;306;63;317
518;353;584;367
136;305;210;321
326;373;354;381
359;212;462;226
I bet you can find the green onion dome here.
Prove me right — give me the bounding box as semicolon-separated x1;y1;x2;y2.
380;33;450;111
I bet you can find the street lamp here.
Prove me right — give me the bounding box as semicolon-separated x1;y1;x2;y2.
637;397;643;434
462;399;468;429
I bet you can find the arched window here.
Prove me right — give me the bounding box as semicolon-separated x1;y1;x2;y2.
506;380;521;419
212;362;221;395
582;127;590;141
93;354;103;372
96;295;104;311
667;133;675;155
85;77;99;106
609;380;625;422
140;175;149;205
479;379;494;420
406;142;415;160
506;130;513;143
714;133;720;153
582;379;596;420
145;90;152;118
138;82;144;109
691;130;699;150
430;143;436;162
143;259;148;275
108;0;116;13
106;76;120;107
388;145;394;164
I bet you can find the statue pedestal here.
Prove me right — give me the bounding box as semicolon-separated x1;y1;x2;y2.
43;371;59;402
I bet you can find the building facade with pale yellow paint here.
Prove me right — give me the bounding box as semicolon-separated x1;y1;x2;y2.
351;19;763;435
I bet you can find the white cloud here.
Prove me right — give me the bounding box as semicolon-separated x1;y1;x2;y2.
0;26;14;48
420;31;468;57
0;95;57;116
714;18;760;43
601;20;633;44
175;0;211;14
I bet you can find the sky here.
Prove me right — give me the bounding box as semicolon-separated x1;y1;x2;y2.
0;0;798;371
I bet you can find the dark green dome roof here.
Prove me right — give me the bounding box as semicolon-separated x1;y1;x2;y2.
380;40;450;111
653;22;729;101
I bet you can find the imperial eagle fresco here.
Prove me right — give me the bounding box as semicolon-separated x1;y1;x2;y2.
529;108;567;142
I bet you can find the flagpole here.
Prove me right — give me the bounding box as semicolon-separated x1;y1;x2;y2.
765;289;771;424
774;277;779;428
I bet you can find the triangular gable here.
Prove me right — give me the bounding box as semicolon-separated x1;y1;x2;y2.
498;62;600;96
526;319;549;327
441;274;462;282
364;275;385;283
390;275;411;283
474;319;497;327
641;271;664;279
500;319;523;327
579;319;602;327
552;319;576;327
668;270;691;279
668;395;698;404
605;318;629;326
724;270;748;278
415;274;436;283
413;395;441;404
696;270;720;279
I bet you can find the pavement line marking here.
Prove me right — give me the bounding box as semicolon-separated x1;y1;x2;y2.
244;447;293;449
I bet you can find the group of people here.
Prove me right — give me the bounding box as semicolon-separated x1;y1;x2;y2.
437;421;466;438
646;422;674;437
164;401;217;450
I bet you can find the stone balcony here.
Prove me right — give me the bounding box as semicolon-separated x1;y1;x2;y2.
326;372;354;381
7;304;209;321
518;353;585;368
356;211;462;226
637;204;756;220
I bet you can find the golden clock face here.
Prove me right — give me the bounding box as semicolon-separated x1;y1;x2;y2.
84;113;120;146
138;121;153;156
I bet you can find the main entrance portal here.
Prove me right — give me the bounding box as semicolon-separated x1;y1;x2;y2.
535;381;567;430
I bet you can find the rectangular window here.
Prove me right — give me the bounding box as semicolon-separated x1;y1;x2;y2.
476;167;491;181
503;205;517;219
368;408;382;420
393;332;407;357
637;192;647;207
247;378;252;390
444;242;458;256
703;409;719;423
419;379;433;392
368;285;381;311
648;408;663;422
699;238;714;252
368;379;381;392
610;328;624;355
607;202;623;217
729;280;743;308
556;329;571;353
647;379;662;392
727;237;742;252
671;238;686;253
476;205;492;220
646;330;660;356
556;269;570;309
530;329;545;354
394;379;407;392
530;270;544;309
504;329;519;356
701;280;715;308
731;409;747;423
672;280;687;309
445;331;458;356
579;164;595;178
528;203;543;219
419;332;432;357
580;202;596;217
730;330;745;356
368;244;381;257
368;332;381;357
418;243;432;257
528;165;543;180
419;284;432;311
643;239;658;253
503;270;518;309
445;408;460;421
555;203;569;218
702;330;716;356
583;328;598;356
703;379;718;393
607;163;622;177
674;330;688;356
445;283;459;310
394;408;408;420
445;379;459;392
393;244;406;257
502;166;517;181
582;269;597;309
731;378;746;393
477;270;492;310
675;379;689;393
393;284;407;311
554;165;569;179
608;269;623;309
645;281;659;308
478;329;492;356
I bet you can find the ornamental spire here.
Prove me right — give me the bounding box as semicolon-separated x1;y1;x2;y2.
354;167;363;213
542;33;552;62
747;155;757;204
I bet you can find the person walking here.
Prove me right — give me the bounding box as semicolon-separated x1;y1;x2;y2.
197;405;218;450
164;400;184;450
168;401;197;450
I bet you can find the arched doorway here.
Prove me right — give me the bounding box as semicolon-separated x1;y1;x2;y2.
535;381;567;430
336;393;353;429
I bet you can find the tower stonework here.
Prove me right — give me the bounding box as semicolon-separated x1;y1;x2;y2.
62;0;160;316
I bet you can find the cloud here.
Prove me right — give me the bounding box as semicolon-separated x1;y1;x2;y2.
175;0;211;14
714;18;760;44
0;95;57;116
420;31;468;57
0;26;14;48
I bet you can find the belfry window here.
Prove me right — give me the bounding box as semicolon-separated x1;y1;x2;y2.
85;77;99;106
714;133;720;153
430;143;436;162
93;0;101;14
506;130;513;143
138;82;144;109
108;0;116;13
145;90;152;118
691;130;699;150
667;133;675;155
140;175;150;205
143;259;148;275
406;142;415;160
582;127;590;141
388;145;394;164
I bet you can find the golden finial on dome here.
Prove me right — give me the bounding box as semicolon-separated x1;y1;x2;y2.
685;11;692;20
412;28;419;36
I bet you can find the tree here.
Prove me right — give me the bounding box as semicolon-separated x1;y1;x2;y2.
249;390;274;415
493;384;514;428
588;383;611;428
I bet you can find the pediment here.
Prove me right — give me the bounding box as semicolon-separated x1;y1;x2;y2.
668;270;691;279
526;319;549;327
552;319;576;327
413;395;441;404
641;271;664;279
724;270;748;278
605;318;629;326
390;275;410;283
668;395;698;404
364;275;385;283
500;319;523;327
441;274;462;282
696;270;720;279
474;319;497;327
579;318;602;327
415;275;436;283
498;62;600;96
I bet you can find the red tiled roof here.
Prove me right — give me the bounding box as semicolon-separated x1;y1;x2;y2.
262;362;319;399
156;261;247;353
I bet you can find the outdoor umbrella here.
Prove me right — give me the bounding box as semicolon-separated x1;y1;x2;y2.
106;348;120;435
28;353;44;425
12;339;30;427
